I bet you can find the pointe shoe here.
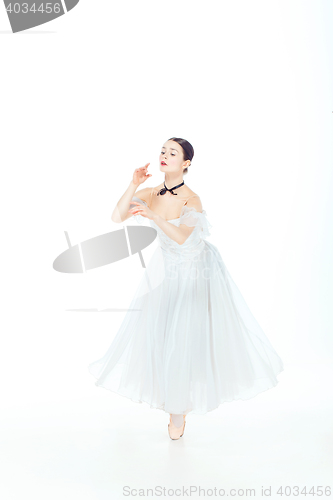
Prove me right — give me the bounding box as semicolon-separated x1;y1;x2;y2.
168;415;186;440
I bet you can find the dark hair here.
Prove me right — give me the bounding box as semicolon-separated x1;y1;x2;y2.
167;137;194;175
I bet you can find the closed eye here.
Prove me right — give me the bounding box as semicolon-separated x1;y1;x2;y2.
161;151;175;156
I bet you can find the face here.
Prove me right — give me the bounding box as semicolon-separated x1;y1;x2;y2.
159;140;190;173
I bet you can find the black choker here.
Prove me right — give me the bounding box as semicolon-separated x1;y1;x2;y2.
157;181;184;196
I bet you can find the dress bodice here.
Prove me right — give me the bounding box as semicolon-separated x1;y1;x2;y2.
130;196;212;262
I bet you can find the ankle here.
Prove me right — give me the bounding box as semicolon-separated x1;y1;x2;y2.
171;414;184;427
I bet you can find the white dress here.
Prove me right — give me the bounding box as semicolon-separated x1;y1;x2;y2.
88;196;284;415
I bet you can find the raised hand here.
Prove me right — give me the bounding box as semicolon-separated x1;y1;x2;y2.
133;163;152;186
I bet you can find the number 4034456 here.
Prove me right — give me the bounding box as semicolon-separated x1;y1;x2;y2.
6;3;62;14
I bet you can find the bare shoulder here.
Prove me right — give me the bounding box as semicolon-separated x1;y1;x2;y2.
185;195;203;213
183;185;201;202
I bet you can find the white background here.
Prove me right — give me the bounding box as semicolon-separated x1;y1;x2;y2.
0;1;332;499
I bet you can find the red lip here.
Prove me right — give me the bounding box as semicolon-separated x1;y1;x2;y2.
161;162;167;165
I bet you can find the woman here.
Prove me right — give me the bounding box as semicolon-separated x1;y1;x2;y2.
88;137;284;440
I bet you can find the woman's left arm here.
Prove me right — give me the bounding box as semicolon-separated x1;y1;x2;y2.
151;197;203;245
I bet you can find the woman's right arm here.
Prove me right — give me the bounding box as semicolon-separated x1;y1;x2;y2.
111;163;152;223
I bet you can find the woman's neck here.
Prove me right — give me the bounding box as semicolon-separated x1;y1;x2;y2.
164;173;184;188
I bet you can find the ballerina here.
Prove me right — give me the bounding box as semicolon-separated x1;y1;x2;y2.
88;137;284;440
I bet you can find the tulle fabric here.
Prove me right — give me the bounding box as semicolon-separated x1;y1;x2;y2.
130;196;212;239
129;196;148;225
88;196;284;415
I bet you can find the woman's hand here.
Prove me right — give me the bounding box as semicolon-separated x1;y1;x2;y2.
128;201;155;221
133;163;152;186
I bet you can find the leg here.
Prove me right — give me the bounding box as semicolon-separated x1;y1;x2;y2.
170;414;184;427
168;413;186;440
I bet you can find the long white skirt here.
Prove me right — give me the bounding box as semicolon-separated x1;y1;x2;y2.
88;240;284;415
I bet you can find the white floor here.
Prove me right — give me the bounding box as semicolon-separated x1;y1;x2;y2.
1;361;332;500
